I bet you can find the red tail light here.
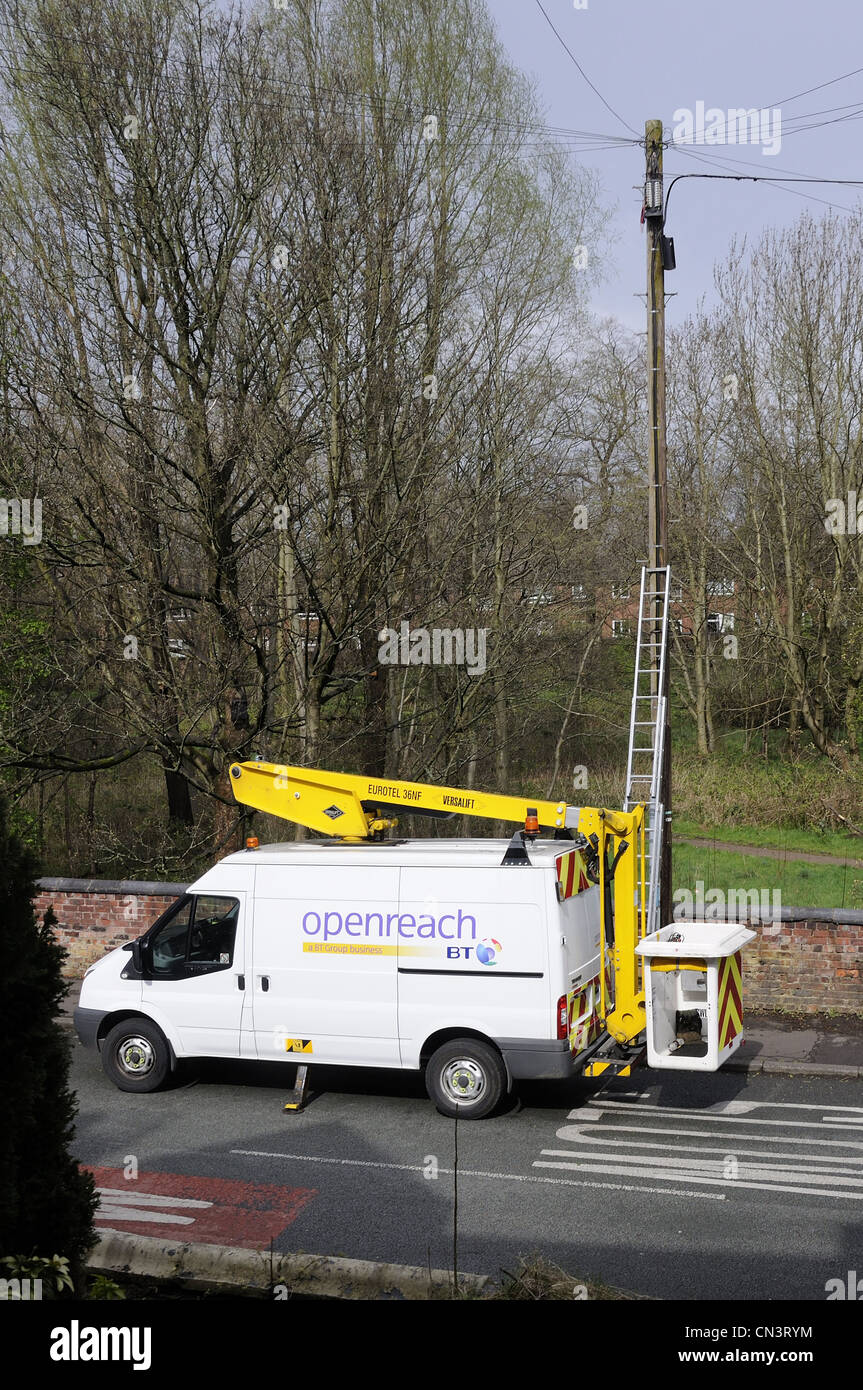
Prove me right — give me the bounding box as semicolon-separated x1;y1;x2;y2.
556;994;568;1040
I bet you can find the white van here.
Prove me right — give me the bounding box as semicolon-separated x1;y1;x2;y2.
75;837;607;1118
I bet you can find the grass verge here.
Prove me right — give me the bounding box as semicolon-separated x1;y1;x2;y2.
672;843;863;910
674;819;863;860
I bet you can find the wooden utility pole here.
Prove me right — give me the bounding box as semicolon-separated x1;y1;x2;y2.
643;118;672;928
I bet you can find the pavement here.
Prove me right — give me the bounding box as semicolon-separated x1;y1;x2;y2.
58;977;863;1079
725;1024;863;1076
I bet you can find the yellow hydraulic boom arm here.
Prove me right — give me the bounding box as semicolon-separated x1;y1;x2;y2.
228;761;647;1049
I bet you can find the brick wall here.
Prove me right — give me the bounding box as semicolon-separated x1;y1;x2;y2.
34;878;863;1012
35;878;186;977
743;917;862;1013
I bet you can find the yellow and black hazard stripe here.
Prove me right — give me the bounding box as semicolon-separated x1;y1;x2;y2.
718;952;743;1049
555;848;591;901
285;1038;313;1054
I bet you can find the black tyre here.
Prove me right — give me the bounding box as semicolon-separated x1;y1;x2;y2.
101;1018;171;1093
425;1038;506;1119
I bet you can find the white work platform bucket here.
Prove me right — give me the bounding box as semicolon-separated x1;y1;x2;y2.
635;922;756;1071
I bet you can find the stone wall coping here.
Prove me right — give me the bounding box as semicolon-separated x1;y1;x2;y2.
677;907;863;926
37;877;188;896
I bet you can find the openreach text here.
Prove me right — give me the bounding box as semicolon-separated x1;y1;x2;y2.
301;908;478;940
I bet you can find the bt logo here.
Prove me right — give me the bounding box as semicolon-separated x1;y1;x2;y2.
447;938;502;966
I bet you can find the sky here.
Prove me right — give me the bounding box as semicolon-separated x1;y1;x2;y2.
486;0;863;331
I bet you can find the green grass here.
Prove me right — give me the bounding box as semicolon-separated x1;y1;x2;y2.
672;843;863;911
674;818;863;860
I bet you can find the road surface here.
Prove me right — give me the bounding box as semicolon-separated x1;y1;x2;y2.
70;1042;863;1300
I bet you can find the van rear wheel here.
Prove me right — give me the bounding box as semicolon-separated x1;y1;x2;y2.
102;1019;170;1093
425;1039;506;1120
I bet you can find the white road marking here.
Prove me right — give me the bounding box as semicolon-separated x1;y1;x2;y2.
97;1207;197;1225
95;1186;212;1226
542;1148;863;1188
534;1159;863;1200
96;1187;212;1207
569;1119;863;1151
583;1099;863;1131
538;1096;863;1201
229;1148;724;1200
605;1094;863;1115
553;1126;863;1170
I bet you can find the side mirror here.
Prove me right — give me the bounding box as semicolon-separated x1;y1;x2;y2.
131;939;146;976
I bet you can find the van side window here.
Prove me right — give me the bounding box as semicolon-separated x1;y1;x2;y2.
150;900;193;973
149;896;239;976
188;896;239;966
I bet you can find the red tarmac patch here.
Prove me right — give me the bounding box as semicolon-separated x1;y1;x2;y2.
86;1166;316;1248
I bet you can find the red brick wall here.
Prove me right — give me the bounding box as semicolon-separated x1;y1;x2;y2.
35;880;185;976
34;880;863;1012
744;919;862;1013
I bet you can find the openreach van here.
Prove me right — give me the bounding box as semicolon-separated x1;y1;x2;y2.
75;834;607;1119
75;757;754;1117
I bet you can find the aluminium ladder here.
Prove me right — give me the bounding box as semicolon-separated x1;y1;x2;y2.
623;564;671;939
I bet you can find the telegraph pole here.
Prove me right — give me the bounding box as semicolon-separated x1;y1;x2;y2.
643;118;672;928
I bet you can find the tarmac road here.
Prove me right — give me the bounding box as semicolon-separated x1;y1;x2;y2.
69;1040;863;1300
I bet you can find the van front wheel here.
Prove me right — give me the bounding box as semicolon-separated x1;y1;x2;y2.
425;1039;506;1119
102;1019;171;1093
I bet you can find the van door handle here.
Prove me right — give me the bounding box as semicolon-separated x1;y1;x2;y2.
237;974;245;990
261;976;269;992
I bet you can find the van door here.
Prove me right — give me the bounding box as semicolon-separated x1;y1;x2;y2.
252;864;400;1067
555;859;604;1057
140;892;248;1057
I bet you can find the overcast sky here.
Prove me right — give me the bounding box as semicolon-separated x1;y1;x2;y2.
486;0;863;332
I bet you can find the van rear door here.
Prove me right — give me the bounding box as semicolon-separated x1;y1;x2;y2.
555;848;604;1057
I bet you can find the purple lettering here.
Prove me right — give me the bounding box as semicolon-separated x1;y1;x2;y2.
324;911;342;939
457;909;477;939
